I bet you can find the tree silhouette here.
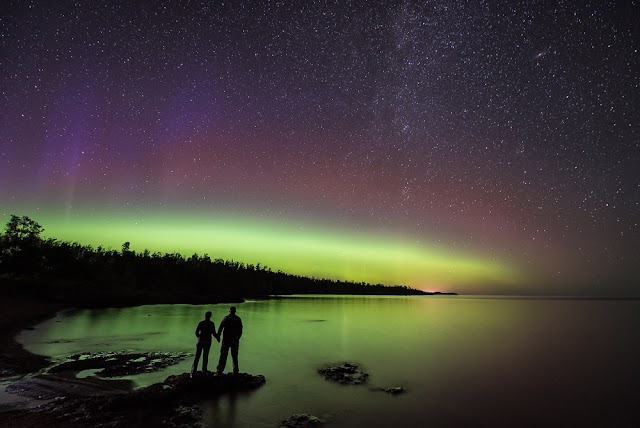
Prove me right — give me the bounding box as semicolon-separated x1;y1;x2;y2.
0;214;432;303
3;215;44;244
0;215;46;273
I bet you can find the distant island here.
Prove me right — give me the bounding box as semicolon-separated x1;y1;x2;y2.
0;215;456;306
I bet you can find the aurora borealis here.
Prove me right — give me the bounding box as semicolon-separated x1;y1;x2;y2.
1;1;638;295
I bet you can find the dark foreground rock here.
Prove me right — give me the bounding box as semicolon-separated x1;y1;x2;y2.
280;413;324;428
317;362;368;385
6;350;191;401
163;371;266;398
6;373;135;400
0;372;266;427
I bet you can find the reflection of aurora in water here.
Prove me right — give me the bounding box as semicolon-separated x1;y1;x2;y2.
29;209;520;291
16;297;640;428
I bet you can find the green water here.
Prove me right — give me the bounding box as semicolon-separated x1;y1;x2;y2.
16;296;640;427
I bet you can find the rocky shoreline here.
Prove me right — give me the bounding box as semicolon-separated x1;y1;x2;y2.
0;371;266;427
0;296;265;427
0;297;408;427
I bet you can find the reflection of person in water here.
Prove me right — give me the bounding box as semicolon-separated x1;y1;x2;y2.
191;311;219;377
217;306;243;375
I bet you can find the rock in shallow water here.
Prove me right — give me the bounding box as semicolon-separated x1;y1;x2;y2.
162;404;204;428
317;362;369;385
384;386;406;395
280;413;324;428
163;372;266;398
48;350;190;377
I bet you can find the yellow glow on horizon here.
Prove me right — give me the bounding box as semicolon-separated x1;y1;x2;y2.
13;208;522;291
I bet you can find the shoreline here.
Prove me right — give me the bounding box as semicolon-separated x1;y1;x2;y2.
0;285;444;378
0;289;453;378
0;295;257;425
0;297;67;377
0;295;242;378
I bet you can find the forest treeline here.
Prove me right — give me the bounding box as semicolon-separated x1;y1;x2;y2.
0;215;427;304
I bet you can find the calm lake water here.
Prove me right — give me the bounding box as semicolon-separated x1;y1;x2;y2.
16;296;640;427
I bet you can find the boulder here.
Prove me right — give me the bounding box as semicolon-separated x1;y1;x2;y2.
317;363;368;385
280;413;324;428
164;372;266;399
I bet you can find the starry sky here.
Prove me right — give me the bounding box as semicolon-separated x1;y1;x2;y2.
1;0;638;295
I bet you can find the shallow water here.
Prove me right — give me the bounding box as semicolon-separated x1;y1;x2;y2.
16;296;640;427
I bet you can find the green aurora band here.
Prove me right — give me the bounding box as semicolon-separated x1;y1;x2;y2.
25;209;521;291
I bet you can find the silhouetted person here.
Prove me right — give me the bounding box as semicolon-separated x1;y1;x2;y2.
217;306;243;374
191;311;219;377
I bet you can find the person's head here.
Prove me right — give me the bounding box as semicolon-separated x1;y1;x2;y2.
205;311;212;320
229;306;236;314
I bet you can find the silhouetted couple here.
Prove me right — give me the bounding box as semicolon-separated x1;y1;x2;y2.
191;306;243;377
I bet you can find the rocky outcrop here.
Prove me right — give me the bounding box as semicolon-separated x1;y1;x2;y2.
318;362;406;397
370;386;406;395
317;362;369;385
48;350;190;377
1;372;266;427
280;413;324;428
6;373;134;399
163;372;266;399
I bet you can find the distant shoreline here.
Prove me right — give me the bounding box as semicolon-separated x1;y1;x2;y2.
0;215;430;300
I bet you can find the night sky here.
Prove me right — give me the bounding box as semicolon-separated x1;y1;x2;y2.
1;0;638;295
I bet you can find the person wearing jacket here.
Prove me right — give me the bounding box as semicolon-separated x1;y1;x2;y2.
216;306;243;374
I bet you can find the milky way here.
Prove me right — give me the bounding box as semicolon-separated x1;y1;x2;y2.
1;0;638;294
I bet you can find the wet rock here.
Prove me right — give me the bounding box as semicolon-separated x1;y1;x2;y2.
1;372;266;427
369;385;407;395
163;404;204;428
384;386;406;395
280;413;324;428
48;350;190;377
6;373;134;399
317;363;368;385
164;372;266;399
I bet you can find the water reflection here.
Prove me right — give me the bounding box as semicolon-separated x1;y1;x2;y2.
16;296;640;428
200;389;263;427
